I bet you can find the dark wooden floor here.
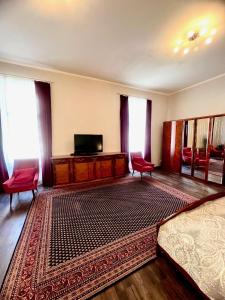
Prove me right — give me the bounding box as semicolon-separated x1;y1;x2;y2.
0;170;224;299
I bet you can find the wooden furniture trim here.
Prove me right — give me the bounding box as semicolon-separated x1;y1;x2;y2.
168;113;225;122
191;119;197;177
157;245;210;300
205;117;213;181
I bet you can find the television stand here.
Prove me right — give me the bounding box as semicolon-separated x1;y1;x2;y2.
52;152;129;187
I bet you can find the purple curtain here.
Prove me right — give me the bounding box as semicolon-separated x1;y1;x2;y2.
35;81;53;187
120;95;129;153
144;99;152;162
0;114;9;191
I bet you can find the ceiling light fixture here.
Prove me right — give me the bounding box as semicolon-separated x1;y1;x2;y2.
173;18;217;56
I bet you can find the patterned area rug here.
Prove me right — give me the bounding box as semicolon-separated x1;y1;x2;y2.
0;178;198;299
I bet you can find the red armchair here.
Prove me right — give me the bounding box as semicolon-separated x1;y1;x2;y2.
130;152;154;179
209;145;224;159
3;159;39;206
195;148;207;167
182;147;192;165
182;147;207;167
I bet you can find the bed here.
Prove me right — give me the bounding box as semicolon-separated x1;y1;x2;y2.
157;193;225;300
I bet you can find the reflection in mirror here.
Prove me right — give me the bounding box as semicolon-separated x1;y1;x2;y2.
208;116;225;184
181;120;194;176
193;118;209;180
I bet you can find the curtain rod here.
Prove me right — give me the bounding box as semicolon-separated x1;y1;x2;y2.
117;93;148;100
0;72;54;84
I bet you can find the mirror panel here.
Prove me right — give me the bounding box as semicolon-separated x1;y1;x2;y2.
208;116;225;184
193;118;210;180
181;120;194;176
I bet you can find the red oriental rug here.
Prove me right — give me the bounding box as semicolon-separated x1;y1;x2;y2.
0;178;198;299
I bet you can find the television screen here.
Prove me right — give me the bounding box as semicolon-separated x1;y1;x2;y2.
74;134;103;155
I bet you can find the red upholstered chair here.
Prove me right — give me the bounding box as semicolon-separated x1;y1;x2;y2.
196;148;207;167
210;145;224;159
3;159;39;206
182;147;192;165
130;152;154;179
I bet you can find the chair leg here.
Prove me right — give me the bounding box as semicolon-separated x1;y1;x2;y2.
32;190;35;198
141;172;143;180
150;171;152;176
132;170;134;176
10;194;13;207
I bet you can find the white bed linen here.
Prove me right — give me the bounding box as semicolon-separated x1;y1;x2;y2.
158;197;225;300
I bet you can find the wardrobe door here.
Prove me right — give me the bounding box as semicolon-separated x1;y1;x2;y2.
162;120;183;172
162;121;172;170
172;120;183;172
193;118;210;181
181;120;195;176
208;116;225;184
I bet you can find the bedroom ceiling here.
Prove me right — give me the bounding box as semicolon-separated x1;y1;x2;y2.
0;0;225;94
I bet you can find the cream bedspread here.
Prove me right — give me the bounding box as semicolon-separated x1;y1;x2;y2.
158;197;225;300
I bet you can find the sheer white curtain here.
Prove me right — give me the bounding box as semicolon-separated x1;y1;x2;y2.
128;97;147;156
0;75;41;176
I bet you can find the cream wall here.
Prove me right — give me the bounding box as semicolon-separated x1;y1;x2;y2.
167;75;225;120
0;61;169;166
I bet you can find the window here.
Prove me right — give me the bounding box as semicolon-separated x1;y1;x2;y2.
0;75;41;176
128;97;147;155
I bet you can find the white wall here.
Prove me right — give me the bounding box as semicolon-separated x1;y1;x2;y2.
0;61;169;166
167;75;225;120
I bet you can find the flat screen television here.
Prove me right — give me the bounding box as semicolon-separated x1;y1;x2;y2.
74;134;103;155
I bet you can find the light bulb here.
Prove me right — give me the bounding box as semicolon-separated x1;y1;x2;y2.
187;31;195;39
205;37;212;45
176;40;182;45
183;48;189;55
200;19;209;26
211;28;217;35
200;28;208;36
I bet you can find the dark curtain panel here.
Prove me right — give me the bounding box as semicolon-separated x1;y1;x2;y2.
0;114;9;191
184;120;188;147
120;95;129;153
144;99;152;162
35;81;53;187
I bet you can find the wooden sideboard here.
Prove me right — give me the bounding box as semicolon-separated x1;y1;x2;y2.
52;152;129;187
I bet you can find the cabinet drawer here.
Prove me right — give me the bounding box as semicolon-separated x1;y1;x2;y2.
54;162;71;185
96;159;113;179
115;158;125;176
74;162;95;182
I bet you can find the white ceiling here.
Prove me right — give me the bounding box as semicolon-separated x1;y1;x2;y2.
0;0;225;94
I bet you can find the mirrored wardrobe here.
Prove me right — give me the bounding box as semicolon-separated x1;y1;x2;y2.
163;114;225;185
208;116;225;184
